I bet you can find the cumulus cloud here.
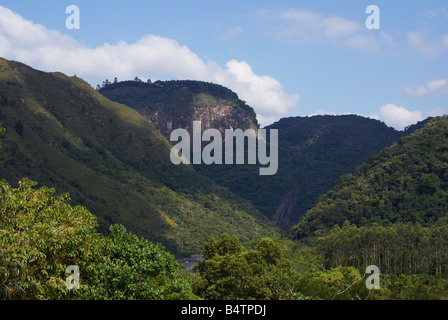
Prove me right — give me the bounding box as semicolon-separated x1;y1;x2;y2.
216;60;299;126
406;79;448;96
379;104;423;131
0;5;299;127
368;114;380;121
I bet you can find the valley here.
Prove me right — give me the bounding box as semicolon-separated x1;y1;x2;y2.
1;57;448;301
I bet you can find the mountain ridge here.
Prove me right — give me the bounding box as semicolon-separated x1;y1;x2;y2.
0;57;272;257
194;114;433;228
99;79;259;139
291;115;448;239
98;77;433;229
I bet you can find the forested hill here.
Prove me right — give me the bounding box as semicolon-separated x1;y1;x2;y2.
98;79;259;139
195;114;432;228
292;115;448;239
267;114;430;149
97;76;432;229
0;57;271;257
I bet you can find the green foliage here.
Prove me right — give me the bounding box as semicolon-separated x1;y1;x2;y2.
375;274;448;300
293;116;448;238
0;178;105;299
81;224;197;300
316;221;448;276
193;234;307;300
297;265;370;300
418;173;440;195
2;177;447;300
0;58;272;257
0;250;28;300
195;115;431;228
0;178;198;300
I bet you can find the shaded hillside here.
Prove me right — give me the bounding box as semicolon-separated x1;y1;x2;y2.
99;79;259;138
195;115;431;228
0;58;272;257
292;116;448;239
96;74;430;230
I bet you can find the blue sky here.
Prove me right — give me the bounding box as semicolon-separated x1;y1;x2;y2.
0;1;447;129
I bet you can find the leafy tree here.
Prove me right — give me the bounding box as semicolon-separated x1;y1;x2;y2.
193;234;306;300
0;250;29;300
0;178;105;299
0;178;196;300
81;224;197;300
418;173;440;195
297;265;370;300
102;79;111;88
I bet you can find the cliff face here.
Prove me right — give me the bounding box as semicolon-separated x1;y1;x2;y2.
150;103;258;138
99;80;259;139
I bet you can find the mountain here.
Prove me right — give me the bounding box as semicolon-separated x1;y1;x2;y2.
194;114;432;228
98;80;432;229
98;79;259;139
292;115;448;239
0;57;272;257
68;71;432;232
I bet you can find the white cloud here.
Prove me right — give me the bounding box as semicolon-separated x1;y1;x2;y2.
406;30;448;56
406;79;448;96
216;60;299;127
379;104;423;131
265;8;360;46
0;5;299;128
260;8;395;52
309;109;336;116
222;26;243;39
280;9;361;39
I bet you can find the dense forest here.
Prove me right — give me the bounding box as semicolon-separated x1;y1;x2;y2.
2;179;447;300
100;78;431;229
195;115;431;227
293;116;448;237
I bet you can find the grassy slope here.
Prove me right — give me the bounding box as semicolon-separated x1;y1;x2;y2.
0;58;273;257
